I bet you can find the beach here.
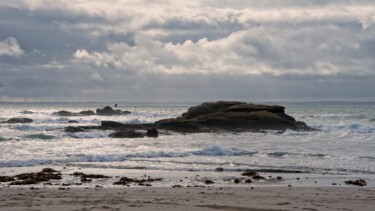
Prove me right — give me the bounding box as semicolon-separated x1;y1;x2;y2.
1;186;374;211
1;165;374;210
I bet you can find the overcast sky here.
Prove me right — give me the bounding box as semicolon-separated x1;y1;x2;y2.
0;0;374;102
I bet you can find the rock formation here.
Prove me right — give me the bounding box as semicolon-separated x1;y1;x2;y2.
155;101;313;132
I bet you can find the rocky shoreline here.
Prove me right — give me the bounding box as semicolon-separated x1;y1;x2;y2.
1;101;316;138
64;101;315;138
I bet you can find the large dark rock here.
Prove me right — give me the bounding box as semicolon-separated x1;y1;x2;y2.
155;101;313;132
96;106;131;116
109;130;145;138
1;118;33;123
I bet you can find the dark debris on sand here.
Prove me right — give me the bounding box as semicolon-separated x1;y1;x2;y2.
5;168;62;185
345;179;367;186
113;176;163;186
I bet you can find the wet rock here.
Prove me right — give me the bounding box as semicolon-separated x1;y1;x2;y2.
234;178;240;184
2;118;33;123
68;120;79;123
109;130;145;138
215;167;224;172
155;101;314;132
204;180;215;184
96;106;131;116
0;176;15;182
345;179;367;186
146;128;159;137
277;176;283;180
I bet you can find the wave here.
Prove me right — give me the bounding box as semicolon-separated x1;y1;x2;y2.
266;152;325;158
69;131;110;139
317;123;375;133
0;136;12;142
24;133;56;140
14;125;63;131
191;145;256;156
20;110;34;114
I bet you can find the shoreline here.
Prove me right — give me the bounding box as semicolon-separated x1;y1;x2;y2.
1;165;375;188
0;186;374;211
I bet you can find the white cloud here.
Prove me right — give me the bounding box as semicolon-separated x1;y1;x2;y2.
0;37;24;57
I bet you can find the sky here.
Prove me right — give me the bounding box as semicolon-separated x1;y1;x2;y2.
0;0;374;102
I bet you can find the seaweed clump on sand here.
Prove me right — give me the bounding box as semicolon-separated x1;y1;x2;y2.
7;168;62;185
113;176;163;186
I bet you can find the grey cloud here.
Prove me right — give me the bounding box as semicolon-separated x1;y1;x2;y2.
0;0;374;101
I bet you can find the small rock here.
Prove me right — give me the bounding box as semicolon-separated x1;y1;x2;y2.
252;175;266;180
146;128;159;138
109;130;144;138
234;179;240;184
242;170;257;177
345;179;367;186
245;179;252;183
215;167;224;172
204;180;215;184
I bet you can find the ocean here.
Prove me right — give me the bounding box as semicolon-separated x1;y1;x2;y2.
1;101;374;187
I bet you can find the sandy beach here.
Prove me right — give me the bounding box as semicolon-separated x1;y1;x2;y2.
0;186;374;211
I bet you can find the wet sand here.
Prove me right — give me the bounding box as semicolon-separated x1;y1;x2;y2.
0;186;374;211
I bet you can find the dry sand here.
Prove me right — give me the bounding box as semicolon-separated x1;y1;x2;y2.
0;186;374;211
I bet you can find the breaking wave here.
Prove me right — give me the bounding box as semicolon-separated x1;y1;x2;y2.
24;133;56;140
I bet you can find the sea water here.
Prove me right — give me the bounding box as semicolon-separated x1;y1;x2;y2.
0;102;374;186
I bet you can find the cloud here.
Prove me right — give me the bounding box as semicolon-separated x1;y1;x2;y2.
0;0;375;101
0;37;23;57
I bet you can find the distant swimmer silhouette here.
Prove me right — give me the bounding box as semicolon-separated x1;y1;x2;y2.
115;103;118;107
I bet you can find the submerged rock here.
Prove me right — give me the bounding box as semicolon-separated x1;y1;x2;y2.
155;101;313;132
1;118;33;124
